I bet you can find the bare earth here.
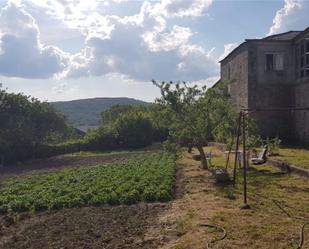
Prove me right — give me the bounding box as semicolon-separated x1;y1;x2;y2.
0;154;129;181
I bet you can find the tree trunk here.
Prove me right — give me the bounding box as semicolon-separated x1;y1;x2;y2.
197;145;208;169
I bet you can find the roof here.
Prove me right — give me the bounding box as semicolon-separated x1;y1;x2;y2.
219;27;309;63
262;31;302;41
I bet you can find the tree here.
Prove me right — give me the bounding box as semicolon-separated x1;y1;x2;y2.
153;80;236;169
100;104;148;125
0;87;68;163
114;112;153;149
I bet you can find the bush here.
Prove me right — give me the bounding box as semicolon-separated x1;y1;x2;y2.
115;112;153;149
264;137;281;156
163;140;181;156
83;126;118;151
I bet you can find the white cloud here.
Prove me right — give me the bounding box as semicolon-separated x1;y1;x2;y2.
52;82;79;94
0;2;68;78
142;24;193;52
151;0;213;18
268;0;308;35
219;43;238;61
0;0;219;82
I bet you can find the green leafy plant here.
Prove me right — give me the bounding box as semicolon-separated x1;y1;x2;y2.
0;152;176;213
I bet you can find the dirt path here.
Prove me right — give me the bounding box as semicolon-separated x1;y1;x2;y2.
143;152;235;249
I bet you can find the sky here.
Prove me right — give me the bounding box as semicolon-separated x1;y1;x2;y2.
0;0;308;102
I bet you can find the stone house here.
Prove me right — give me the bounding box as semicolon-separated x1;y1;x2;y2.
219;27;309;144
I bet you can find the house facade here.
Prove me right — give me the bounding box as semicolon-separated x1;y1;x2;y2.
219;27;309;144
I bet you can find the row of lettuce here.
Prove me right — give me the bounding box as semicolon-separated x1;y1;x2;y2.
0;153;176;212
0;87;168;163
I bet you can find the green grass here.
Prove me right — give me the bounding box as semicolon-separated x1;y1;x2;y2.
0;152;176;213
270;147;309;170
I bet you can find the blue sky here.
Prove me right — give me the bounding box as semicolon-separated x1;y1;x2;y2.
0;0;308;102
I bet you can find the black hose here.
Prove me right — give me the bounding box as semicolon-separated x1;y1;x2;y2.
199;223;227;249
296;222;309;249
272;199;309;249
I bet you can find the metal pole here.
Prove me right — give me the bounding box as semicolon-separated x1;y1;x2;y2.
240;113;250;209
233;112;242;185
225;134;235;170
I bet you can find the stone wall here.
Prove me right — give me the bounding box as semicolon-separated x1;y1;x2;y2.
220;36;309;144
250;85;294;141
221;46;249;111
247;41;295;142
294;82;309;144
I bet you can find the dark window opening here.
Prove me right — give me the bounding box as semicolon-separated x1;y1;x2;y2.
266;53;284;71
266;54;274;71
301;56;304;67
306;41;309;53
301;44;305;54
298;40;309;79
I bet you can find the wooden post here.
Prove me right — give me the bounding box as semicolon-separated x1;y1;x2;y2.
225;135;234;170
240;113;250;209
233;112;242;185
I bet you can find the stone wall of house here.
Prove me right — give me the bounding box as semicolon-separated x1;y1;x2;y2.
246;41;295;142
220;34;309;144
253;41;296;85
294;82;309;144
250;85;294;141
221;45;249;111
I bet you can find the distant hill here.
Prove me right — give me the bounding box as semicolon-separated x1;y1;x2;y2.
51;97;151;129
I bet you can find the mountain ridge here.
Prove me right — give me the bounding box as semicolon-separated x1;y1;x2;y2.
51;97;151;128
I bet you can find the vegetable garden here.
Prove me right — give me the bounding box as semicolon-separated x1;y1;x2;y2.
0;152;176;213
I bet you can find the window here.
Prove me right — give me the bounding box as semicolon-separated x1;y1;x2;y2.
298;39;309;78
227;64;231;80
265;53;284;71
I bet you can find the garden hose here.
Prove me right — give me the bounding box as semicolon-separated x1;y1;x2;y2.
199;223;227;249
272;199;309;249
297;222;309;249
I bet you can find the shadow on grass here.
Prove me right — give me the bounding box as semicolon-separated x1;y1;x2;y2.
275;184;309;193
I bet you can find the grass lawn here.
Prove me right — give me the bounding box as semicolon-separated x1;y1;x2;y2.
168;146;309;249
207;147;308;247
270;147;309;170
0;152;176;213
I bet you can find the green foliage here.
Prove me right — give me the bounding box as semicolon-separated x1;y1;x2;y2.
115;112;153;148
100;104;148;125
0;87;68;162
83;126;118;151
206;83;237;144
263;137;282;155
153;81;236;146
162;140;181;156
0;152;176;213
153;80;236;168
153;81;210;147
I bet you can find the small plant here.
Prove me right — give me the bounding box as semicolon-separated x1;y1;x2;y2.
163;140;181;156
264;137;282;156
0;152;176;213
